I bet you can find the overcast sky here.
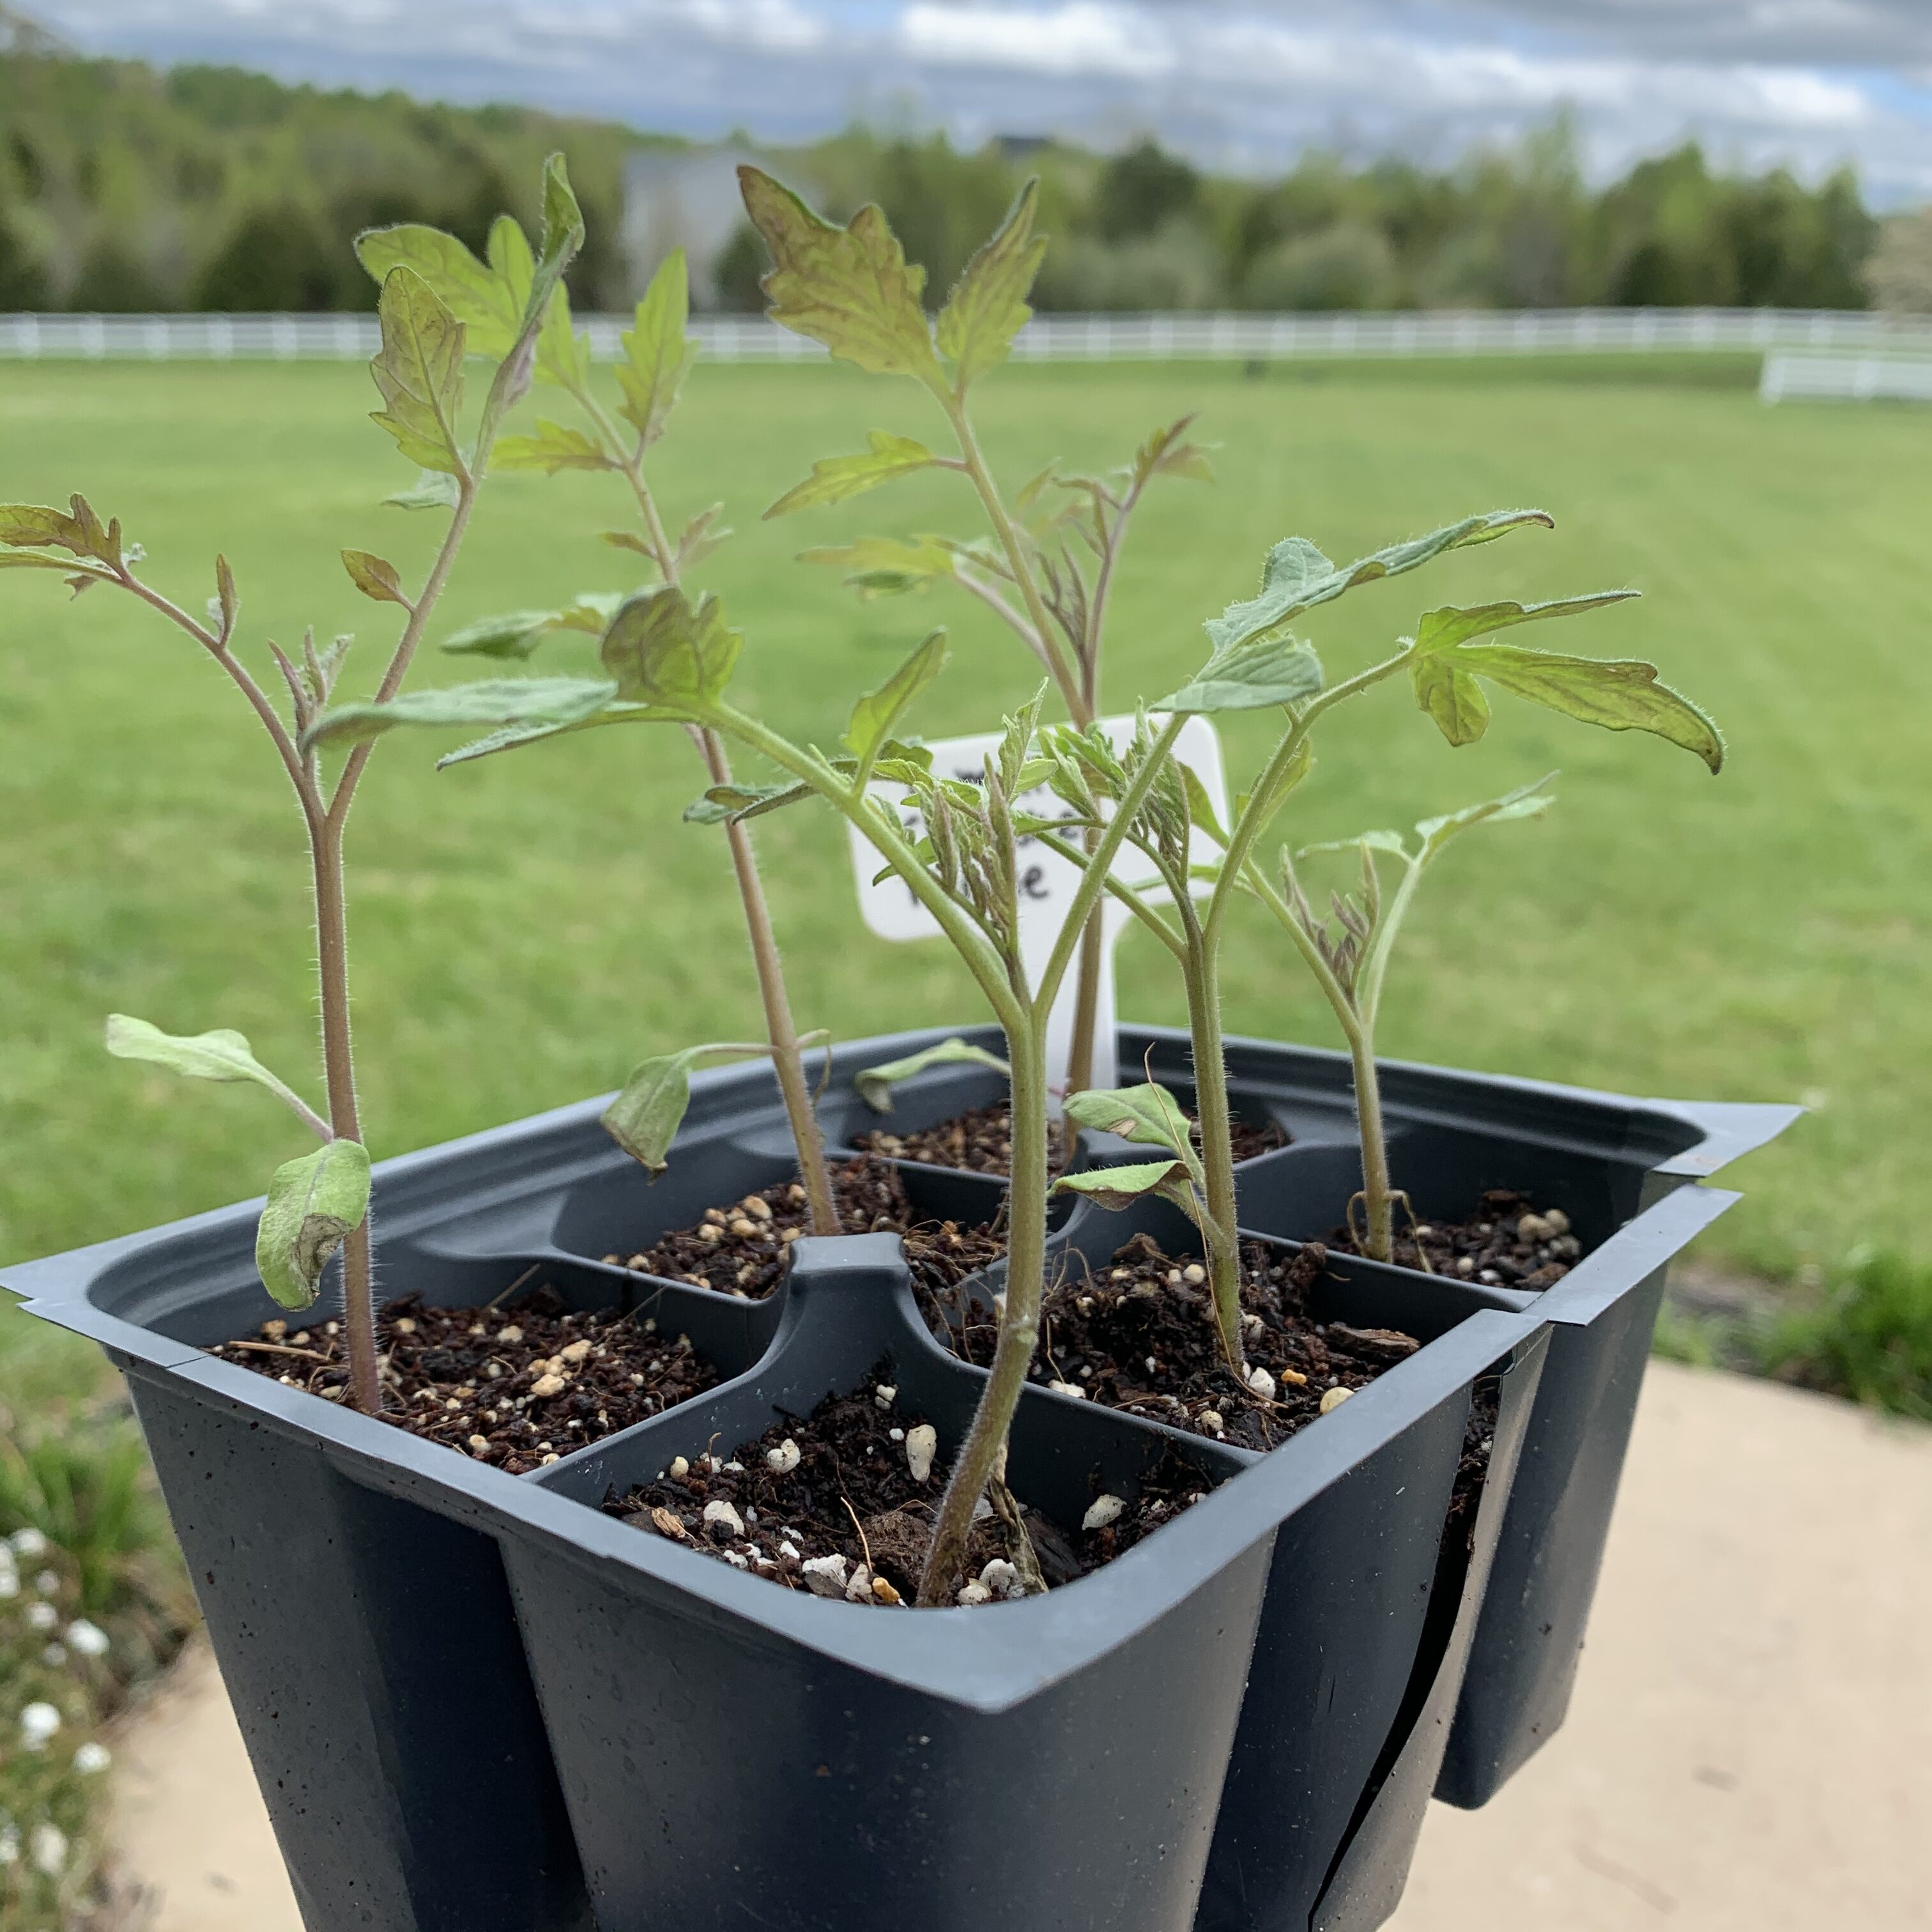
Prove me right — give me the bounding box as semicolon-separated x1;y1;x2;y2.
45;0;1932;202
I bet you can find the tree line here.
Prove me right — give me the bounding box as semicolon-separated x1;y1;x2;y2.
0;36;1896;316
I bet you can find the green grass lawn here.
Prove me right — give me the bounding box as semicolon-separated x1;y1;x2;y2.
4;353;1929;1400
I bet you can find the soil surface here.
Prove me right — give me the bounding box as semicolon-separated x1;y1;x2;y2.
854;1101;1285;1175
213;1288;721;1475
1029;1233;1422;1452
1337;1188;1583;1288
853;1101;1070;1176
606;1361;1213;1606
609;1156;912;1299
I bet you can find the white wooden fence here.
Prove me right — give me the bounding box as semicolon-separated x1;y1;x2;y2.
1759;353;1932;404
5;307;1932;365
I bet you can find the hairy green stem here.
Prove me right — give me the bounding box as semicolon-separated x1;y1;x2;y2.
1177;897;1245;1368
916;1018;1050;1605
581;381;841;1232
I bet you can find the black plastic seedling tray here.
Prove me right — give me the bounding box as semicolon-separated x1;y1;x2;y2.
3;1024;1792;1932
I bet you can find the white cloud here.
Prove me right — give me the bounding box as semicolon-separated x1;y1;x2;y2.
47;0;1932;203
901;3;1170;78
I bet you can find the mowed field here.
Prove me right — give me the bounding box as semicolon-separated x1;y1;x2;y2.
3;352;1928;1395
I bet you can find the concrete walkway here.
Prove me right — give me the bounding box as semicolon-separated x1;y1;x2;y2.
107;1361;1932;1931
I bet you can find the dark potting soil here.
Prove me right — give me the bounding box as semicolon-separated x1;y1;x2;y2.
212;1288;721;1476
1030;1234;1421;1452
1335;1188;1583;1289
853;1101;1070;1176
606;1362;1213;1606
608;1156;919;1299
854;1101;1286;1176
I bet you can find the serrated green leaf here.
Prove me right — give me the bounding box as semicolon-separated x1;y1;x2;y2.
369;266;466;475
765;432;940;519
303;676;622;753
1411;591;1640;657
798;533;958;596
1295;829;1409;861
1452;644;1724;771
936;178;1045;390
676;503;730;573
256;1138;371;1311
537;284;590;391
683;779;814;826
355;222;519;358
845;631;949;769
1411;651;1491;746
618;249;700;446
1156;633;1325;714
1209;509;1554;654
855;1038;1011;1113
385;470;461;511
1414;774;1557;864
341;549;408;606
1052;1159;1196;1216
602;1043;760;1174
1136;415;1215;487
599;586;740;715
491;419;613;474
739;165;943;386
601;528;654;558
0;496;123;566
105;1014;320;1128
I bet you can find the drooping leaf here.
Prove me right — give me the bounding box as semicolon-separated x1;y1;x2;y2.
529;155;589;389
385;470;461;512
683;778;814;825
341;550;410;606
617;249;701;446
854;1038;1011;1113
601;528;655;558
599;586;740;715
764;433;940;519
1414;774;1557;864
844;630;949;768
1208;509;1554;654
738;165;943;386
369;266;466;475
0;496;123;566
1052;1159;1198;1216
1294;829;1409;861
601;1044;759;1174
105;1014;319;1128
1410;650;1491;746
303;676;622;753
491;419;613;474
798;533;958;597
1451;644;1724;771
0;550;114;583
256;1138;371;1311
355;222;519;358
936;178;1045;390
1063;1082;1197;1165
1156;632;1325;714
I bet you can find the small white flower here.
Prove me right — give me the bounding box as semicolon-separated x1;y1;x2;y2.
33;1570;58;1597
30;1821;68;1877
8;1528;47;1558
19;1702;61;1749
64;1620;109;1659
0;1823;18;1865
42;1643;67;1667
0;1568;17;1600
26;1602;57;1632
73;1741;112;1775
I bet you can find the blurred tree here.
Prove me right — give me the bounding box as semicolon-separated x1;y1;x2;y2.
1094;138;1199;242
192;204;337;310
68;238;166;310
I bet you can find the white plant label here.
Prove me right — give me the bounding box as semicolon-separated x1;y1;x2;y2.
846;713;1229;1095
